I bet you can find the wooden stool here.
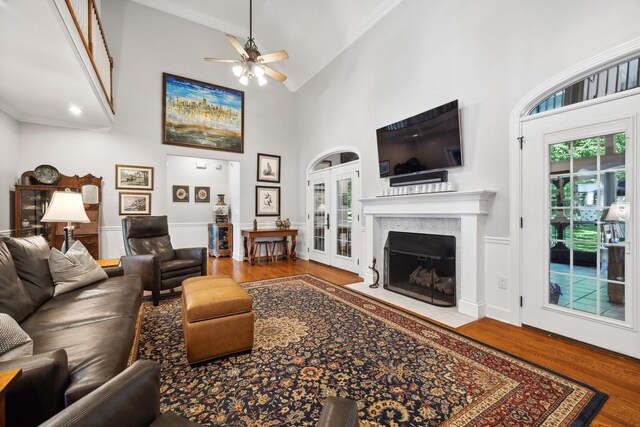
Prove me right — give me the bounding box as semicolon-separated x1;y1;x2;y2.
271;238;288;262
181;276;254;364
254;241;272;263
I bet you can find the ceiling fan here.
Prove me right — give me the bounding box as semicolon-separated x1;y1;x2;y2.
204;0;289;86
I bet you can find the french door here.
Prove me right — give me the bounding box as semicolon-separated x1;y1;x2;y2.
307;162;360;273
520;94;638;358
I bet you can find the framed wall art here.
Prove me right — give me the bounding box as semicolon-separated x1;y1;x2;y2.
257;153;281;183
173;185;189;202
255;186;280;217
195;186;210;203
119;193;151;216
115;164;154;190
162;73;244;153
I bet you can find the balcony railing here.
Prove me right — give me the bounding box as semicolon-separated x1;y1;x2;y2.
65;0;114;112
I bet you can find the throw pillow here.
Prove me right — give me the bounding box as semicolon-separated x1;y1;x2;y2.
0;241;33;322
4;235;55;308
0;313;34;361
48;240;108;296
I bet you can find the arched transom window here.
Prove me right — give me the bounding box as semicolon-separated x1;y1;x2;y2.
529;55;640;116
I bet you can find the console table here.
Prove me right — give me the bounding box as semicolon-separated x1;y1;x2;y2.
241;228;298;265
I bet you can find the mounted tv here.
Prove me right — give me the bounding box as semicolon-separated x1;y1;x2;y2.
376;100;462;178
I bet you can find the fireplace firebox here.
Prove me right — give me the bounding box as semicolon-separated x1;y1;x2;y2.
384;231;456;307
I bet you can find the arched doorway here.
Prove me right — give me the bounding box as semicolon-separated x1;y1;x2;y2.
306;149;361;273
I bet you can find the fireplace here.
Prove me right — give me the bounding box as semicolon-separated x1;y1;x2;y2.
384;231;456;307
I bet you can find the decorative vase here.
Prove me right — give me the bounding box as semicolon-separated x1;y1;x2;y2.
283;218;291;229
275;217;283;229
214;194;229;223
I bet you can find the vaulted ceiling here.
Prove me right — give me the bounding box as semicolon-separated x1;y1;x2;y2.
130;0;403;91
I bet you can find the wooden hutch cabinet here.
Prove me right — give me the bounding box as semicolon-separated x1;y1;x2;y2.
14;171;102;259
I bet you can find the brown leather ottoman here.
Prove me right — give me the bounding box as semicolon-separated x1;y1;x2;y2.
181;276;254;364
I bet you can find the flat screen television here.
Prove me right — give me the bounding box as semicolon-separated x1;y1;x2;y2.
376;100;462;178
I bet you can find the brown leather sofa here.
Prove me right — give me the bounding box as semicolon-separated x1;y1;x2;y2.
0;236;143;427
121;216;207;306
40;360;198;427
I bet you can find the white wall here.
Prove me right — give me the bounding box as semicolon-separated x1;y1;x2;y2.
295;0;640;319
14;0;298;257
166;155;229;224
296;0;640;237
0;109;20;232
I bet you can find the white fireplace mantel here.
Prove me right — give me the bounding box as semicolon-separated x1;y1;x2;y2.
360;190;496;319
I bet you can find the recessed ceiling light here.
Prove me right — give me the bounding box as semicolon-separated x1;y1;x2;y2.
68;105;83;115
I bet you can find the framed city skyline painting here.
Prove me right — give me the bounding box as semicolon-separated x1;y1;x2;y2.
162;73;244;153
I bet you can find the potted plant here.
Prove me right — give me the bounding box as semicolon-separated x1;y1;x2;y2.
549;282;562;304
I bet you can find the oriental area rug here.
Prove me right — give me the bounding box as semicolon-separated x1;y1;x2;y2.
138;274;606;426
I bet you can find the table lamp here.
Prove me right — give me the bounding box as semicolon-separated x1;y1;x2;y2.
41;189;90;253
602;202;629;243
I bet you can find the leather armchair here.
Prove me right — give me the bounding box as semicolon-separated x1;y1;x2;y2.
40;360;199;427
121;216;207;306
319;397;360;427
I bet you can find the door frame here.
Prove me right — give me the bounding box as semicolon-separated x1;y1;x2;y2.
306;146;362;274
509;37;640;326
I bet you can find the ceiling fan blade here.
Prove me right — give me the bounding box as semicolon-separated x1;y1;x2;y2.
226;34;248;58
204;58;238;63
263;66;287;82
257;50;289;64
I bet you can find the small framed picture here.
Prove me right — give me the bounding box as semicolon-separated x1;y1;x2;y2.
255;186;280;216
173;185;189;202
257;153;281;183
119;193;151;216
115;165;154;190
195;186;210;203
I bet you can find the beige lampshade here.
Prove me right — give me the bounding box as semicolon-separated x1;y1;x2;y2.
603;203;629;222
41;191;90;223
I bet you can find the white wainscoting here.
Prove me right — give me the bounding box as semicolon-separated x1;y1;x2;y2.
484;236;512;324
100;221;307;262
101;222;218;259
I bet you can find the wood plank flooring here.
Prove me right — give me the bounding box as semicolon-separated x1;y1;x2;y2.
208;257;640;426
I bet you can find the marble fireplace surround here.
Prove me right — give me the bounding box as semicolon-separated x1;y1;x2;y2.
360;190;496;319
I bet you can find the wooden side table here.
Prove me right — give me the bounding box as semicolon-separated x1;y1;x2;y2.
96;258;121;268
0;368;21;427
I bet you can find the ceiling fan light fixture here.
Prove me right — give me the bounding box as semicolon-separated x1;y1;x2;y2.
253;65;265;78
232;64;243;77
204;0;288;86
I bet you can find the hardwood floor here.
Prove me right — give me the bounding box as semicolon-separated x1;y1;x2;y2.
208;257;640;426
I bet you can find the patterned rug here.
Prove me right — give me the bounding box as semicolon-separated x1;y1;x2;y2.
138;274;606;426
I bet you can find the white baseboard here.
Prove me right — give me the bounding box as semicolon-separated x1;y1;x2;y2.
457;298;486;319
486;305;512;323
